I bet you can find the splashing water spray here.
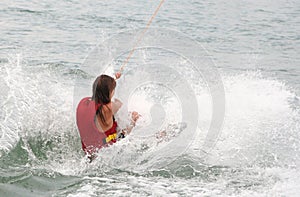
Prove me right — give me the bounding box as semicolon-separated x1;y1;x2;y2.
74;0;225;170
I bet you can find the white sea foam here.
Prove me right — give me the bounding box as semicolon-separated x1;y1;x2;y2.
194;71;300;168
0;55;299;196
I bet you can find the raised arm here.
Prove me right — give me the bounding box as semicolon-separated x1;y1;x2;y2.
112;98;122;114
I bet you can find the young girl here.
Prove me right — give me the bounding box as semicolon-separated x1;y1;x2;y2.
76;73;139;160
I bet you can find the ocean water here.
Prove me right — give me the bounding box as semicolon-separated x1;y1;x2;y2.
0;0;300;196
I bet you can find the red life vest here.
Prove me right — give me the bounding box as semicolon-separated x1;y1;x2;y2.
76;97;118;155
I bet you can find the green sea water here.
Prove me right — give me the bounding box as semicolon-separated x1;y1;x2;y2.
0;0;300;196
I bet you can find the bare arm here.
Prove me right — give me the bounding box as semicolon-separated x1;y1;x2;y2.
112;98;122;114
112;72;123;114
118;111;140;139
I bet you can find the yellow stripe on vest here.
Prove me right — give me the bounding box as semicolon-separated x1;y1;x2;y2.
105;133;117;143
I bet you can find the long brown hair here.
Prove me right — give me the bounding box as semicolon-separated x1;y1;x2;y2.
92;75;116;125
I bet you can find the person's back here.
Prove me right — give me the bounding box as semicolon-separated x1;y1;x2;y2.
76;73;139;161
76;75;119;155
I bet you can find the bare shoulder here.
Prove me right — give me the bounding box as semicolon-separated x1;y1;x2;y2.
103;102;113;112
